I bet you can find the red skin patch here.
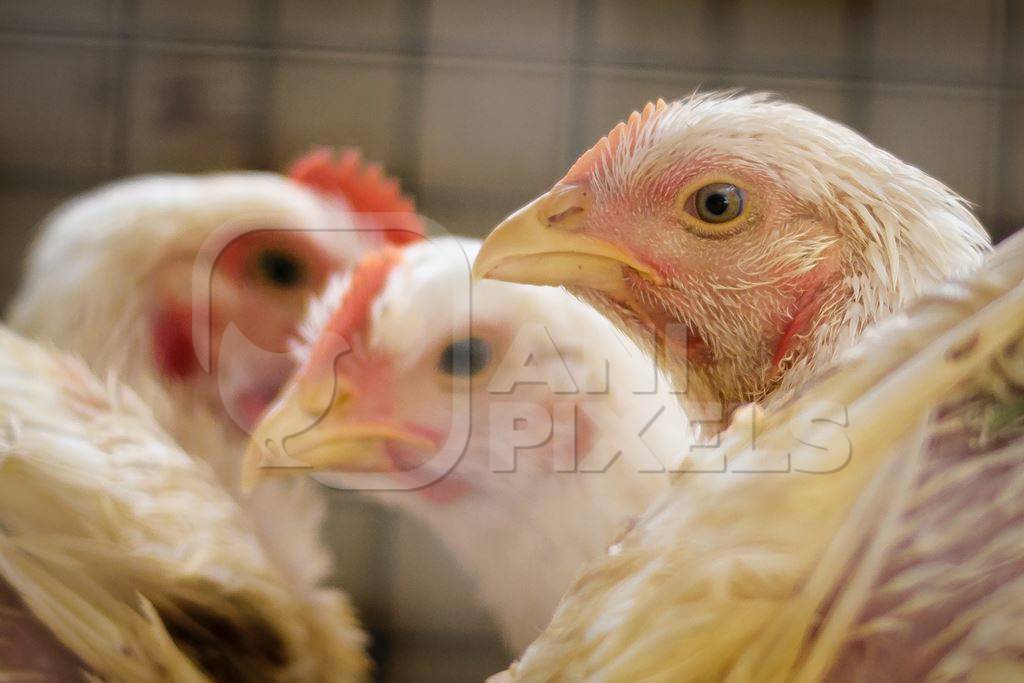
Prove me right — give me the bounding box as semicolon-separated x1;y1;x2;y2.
573;403;596;469
151;230;338;379
234;384;283;430
213;229;337;292
385;441;473;505
288;147;425;245
149;228;343;440
151;304;198;379
771;264;838;369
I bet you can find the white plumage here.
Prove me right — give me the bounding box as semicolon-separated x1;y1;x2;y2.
250;237;687;652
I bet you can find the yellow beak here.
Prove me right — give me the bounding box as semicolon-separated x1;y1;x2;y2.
242;379;436;492
472;185;661;294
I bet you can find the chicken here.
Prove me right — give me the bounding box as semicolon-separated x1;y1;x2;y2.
484;229;1024;682
474;93;990;430
474;92;1013;678
7;150;422;592
244;237;685;652
10;148;421;449
0;326;367;681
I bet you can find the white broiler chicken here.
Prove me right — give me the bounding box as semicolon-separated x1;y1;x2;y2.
0;326;367;681
246;237;685;652
7;150;422;594
473;92;1011;679
475;93;990;428
484;229;1024;682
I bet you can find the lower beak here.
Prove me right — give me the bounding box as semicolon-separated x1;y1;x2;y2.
242;383;435;491
472;188;661;295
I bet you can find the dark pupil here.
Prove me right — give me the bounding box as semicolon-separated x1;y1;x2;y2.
259;250;303;288
440;337;491;377
704;192;729;216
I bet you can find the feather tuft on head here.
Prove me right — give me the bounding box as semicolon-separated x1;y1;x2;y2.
305;246;404;372
561;99;668;185
288;147;425;245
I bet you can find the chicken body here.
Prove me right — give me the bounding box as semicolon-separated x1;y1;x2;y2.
490;230;1024;682
0;326;367;681
248;237;685;652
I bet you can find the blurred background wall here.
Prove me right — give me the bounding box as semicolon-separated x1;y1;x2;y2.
1;1;1021;681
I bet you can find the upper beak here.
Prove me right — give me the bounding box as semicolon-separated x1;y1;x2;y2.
242;377;435;492
472;184;661;294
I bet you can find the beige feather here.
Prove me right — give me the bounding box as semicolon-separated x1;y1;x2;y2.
498;231;1024;681
0;327;368;681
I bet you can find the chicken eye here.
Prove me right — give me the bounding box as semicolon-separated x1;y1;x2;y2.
693;183;745;223
438;337;491;377
256;249;306;289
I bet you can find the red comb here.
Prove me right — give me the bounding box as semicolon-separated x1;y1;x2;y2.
307;247;404;371
562;99;668;185
288;148;424;245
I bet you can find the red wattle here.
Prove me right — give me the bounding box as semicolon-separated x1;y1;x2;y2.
152;305;198;379
772;279;830;369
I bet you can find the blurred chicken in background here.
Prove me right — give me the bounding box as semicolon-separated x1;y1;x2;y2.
0;326;367;681
3;149;421;678
247;236;686;652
